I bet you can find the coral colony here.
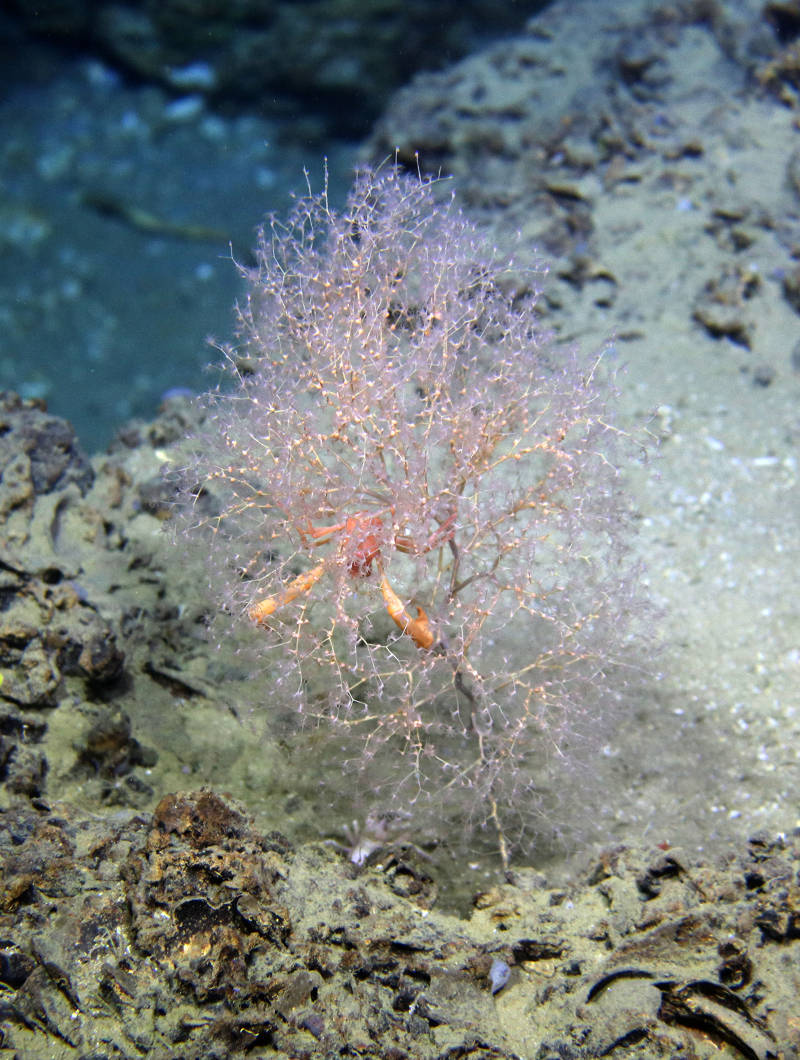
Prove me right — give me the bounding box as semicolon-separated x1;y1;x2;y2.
178;164;641;866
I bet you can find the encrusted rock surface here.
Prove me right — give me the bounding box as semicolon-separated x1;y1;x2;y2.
0;391;193;810
1;789;798;1057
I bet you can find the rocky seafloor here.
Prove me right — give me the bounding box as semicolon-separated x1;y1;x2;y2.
0;385;796;1057
3;0;800;1055
2;784;798;1058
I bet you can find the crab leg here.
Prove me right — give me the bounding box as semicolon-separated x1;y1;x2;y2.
248;562;326;624
394;509;457;557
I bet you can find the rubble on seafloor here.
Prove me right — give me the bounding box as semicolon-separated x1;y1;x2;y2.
0;389;798;1058
0;786;798;1058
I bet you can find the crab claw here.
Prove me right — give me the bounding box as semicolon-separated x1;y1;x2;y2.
248;562;326;624
379;573;435;651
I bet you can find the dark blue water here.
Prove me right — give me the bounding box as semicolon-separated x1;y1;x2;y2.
0;45;356;451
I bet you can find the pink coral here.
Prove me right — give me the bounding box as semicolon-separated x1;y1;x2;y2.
177;164;645;863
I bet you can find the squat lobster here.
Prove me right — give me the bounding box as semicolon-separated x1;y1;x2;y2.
247;510;456;651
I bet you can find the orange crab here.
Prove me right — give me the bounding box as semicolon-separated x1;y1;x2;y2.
247;510;456;651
